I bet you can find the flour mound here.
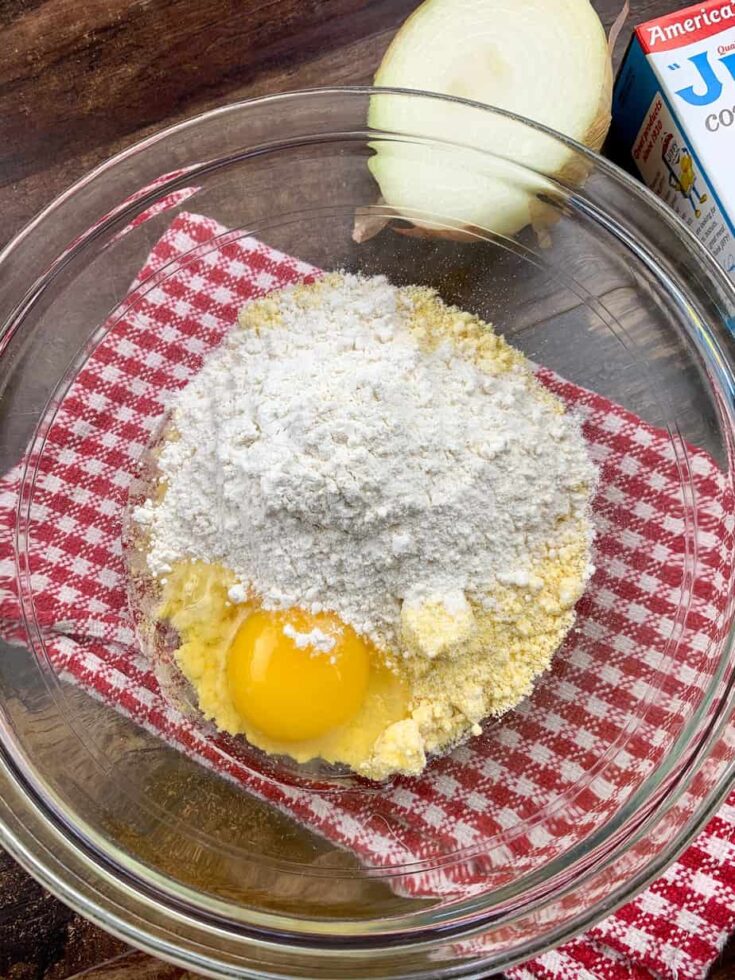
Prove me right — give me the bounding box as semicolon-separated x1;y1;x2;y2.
136;274;596;648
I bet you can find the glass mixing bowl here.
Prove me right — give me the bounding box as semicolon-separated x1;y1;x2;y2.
1;88;735;980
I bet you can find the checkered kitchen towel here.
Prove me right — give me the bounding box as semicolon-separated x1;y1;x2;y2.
1;206;735;979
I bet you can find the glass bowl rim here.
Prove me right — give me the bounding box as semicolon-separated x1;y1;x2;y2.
2;86;735;976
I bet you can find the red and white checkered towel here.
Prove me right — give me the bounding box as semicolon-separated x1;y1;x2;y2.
1;208;735;979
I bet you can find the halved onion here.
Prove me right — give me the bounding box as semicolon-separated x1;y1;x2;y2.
367;0;612;238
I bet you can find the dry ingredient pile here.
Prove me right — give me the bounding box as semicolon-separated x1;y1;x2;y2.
134;273;597;780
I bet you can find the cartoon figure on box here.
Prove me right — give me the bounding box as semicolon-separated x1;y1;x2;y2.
661;133;708;218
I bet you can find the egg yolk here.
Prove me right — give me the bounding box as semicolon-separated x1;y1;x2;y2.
226;608;371;742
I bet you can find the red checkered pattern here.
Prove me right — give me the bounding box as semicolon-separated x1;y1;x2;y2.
1;209;735;978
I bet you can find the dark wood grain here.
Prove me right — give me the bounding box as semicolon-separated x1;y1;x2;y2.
1;0;731;978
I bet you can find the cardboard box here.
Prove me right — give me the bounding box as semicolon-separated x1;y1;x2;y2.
610;0;735;281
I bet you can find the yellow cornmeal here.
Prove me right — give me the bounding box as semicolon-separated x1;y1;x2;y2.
395;535;588;767
150;280;594;780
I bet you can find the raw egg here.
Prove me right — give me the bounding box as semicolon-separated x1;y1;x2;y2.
227;608;370;741
157;560;410;774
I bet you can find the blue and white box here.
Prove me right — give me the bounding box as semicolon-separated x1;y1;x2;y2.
610;0;735;280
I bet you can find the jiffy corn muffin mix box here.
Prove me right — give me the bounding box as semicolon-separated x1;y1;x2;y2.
610;0;735;281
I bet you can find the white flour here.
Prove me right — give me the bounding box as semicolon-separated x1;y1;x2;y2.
135;274;596;648
282;623;336;656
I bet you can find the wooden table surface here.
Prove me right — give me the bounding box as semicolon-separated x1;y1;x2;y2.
1;0;733;977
